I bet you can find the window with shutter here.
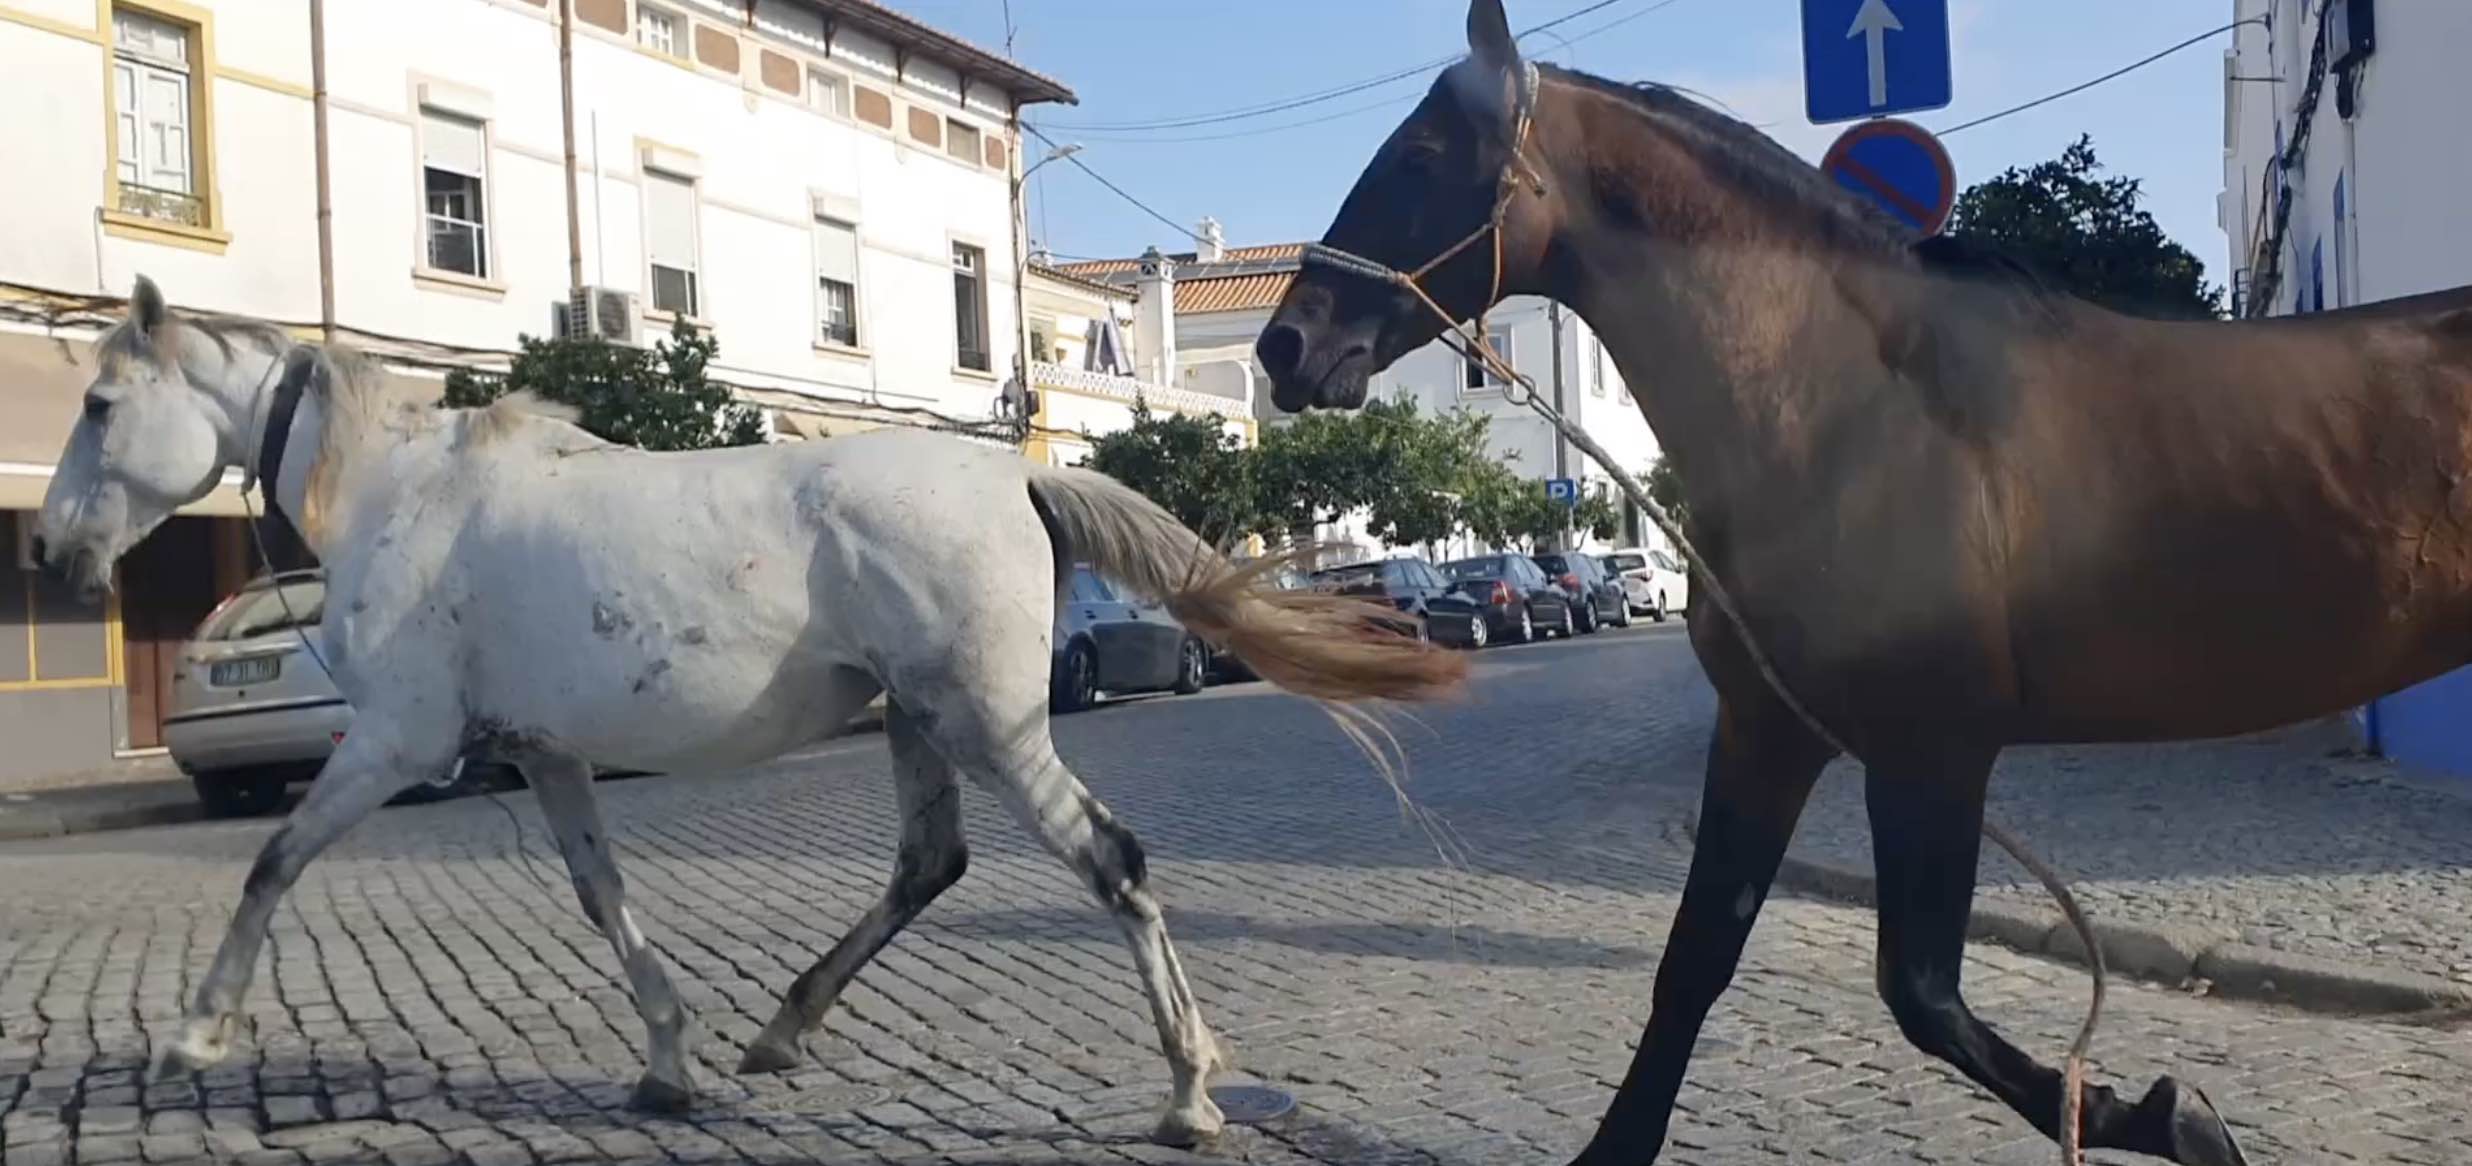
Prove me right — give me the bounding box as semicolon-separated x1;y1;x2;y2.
814;219;860;347
109;8;203;226
420;110;489;278
645;171;701;317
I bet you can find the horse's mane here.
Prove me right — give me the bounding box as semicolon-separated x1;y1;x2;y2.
1540;66;2070;311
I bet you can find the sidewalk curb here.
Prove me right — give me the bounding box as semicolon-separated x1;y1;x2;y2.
1678;815;2472;1018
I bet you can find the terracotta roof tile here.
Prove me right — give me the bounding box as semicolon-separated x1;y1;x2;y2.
1174;272;1294;315
1054;242;1304;279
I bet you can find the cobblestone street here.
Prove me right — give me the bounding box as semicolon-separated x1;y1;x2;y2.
4;625;2468;1165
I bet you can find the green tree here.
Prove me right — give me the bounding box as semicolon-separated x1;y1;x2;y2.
442;318;765;450
1944;135;2221;320
1081;401;1259;543
1249;399;1500;544
1574;490;1619;543
1645;454;1688;530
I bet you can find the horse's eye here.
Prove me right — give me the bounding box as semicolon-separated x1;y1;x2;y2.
83;396;111;422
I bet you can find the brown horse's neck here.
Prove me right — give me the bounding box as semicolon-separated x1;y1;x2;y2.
1522;76;1958;538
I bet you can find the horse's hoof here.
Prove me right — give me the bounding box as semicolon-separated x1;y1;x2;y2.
150;1022;231;1082
1151;1100;1225;1147
736;1039;801;1075
627;1075;694;1115
2158;1077;2251;1166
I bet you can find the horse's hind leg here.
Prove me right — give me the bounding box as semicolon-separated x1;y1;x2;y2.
1865;743;2249;1166
740;700;967;1074
521;748;695;1114
1570;688;1832;1165
156;724;450;1079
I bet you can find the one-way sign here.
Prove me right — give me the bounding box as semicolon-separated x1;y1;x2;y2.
1802;0;1952;125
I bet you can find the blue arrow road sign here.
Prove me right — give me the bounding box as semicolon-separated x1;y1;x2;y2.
1820;118;1955;236
1546;478;1579;506
1802;0;1951;125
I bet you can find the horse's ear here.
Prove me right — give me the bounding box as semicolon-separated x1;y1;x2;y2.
1460;0;1525;131
129;275;166;337
1467;0;1518;70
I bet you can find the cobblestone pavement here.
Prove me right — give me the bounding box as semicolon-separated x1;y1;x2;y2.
3;625;2468;1165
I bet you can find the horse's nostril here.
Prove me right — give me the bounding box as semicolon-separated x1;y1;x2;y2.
1256;323;1305;381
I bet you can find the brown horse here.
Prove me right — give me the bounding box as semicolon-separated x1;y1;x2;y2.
1257;2;2472;1163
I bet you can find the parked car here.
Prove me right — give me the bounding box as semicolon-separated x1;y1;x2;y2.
165;570;510;817
1051;564;1210;712
1437;553;1578;644
1208;555;1316;682
1603;546;1691;621
1308;556;1480;644
1531;551;1631;633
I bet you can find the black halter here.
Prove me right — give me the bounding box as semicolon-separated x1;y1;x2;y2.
250;350;312;517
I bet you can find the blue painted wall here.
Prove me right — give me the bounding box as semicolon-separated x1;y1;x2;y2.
2370;666;2472;778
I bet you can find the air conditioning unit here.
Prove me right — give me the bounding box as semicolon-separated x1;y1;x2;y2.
557;286;637;343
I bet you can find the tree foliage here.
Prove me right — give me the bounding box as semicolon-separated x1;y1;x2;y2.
1943;135;2222;320
442;318;766;450
1645;454;1688;531
1081;401;1258;543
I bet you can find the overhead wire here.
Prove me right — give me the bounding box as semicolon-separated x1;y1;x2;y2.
1938;18;2266;137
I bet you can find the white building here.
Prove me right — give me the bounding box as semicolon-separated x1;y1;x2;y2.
2220;0;2472;778
0;0;1073;781
1020;261;1253;470
1058;228;1671;562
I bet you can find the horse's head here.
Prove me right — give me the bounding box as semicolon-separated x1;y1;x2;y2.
1258;0;1550;413
35;276;289;601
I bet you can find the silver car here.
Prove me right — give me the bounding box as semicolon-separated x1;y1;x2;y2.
166;571;501;816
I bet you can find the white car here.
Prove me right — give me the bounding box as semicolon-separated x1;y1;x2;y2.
1602;547;1690;622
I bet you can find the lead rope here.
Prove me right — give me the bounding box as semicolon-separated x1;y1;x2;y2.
1302;66;2100;1164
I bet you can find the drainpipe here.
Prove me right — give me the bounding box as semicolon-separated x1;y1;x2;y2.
1548;303;1569;548
308;0;334;341
559;0;584;300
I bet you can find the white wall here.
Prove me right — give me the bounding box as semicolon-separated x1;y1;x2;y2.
2222;0;2472;314
1;0;1036;425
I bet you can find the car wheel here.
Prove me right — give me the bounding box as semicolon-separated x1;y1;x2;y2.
1578;602;1599;634
1652;593;1670;622
1172;638;1208;695
1466;617;1488;649
1514;606;1534;643
1613;600;1632;628
192;769;288;818
1052;641;1099;713
1559;606;1577;638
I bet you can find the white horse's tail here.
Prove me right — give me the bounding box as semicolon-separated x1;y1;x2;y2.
1025;465;1466;706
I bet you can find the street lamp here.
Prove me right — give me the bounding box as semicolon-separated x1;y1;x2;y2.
1009;141;1082;449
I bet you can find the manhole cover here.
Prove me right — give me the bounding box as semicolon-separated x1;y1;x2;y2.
1210;1084;1298;1125
756;1082;892;1113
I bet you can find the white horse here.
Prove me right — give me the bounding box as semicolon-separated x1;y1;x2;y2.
33;277;1465;1143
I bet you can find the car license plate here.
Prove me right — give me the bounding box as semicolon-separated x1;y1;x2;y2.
210;656;281;686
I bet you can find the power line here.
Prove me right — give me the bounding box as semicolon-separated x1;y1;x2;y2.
1038;0;1648;133
1938;18;2264;137
1057;0;1696;146
1024;125;1207;245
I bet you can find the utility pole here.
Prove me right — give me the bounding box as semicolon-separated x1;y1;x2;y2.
1008;139;1081;449
559;0;584;302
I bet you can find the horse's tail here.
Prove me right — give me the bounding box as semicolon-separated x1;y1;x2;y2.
1024;464;1467;706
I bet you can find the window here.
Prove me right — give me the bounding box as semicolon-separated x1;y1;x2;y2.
951;242;989;372
2308;237;2325;313
635;5;679;55
420;110;489;278
111;8;201;226
946;119;982;165
1462;332;1509;391
807;68;847;118
813;217;859;347
644;170;700;317
1069;567;1117;604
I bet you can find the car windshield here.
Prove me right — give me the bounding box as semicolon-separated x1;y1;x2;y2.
1441;557;1510;581
197;577;326;642
1607;552;1648;573
1533;554;1573;574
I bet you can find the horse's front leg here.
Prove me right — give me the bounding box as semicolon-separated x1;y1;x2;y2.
1570;687;1832;1166
155;722;451;1078
1864;744;2250;1166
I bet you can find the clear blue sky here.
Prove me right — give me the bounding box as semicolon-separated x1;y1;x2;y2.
899;0;2236;284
